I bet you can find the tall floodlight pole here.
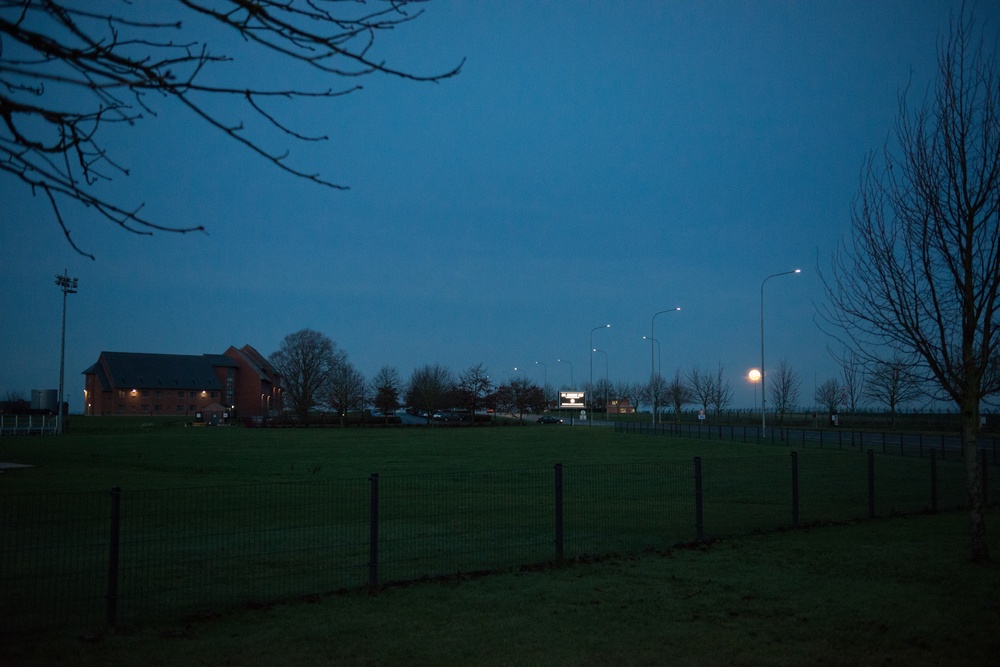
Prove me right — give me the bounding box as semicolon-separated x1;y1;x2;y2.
760;270;800;436
55;270;78;435
650;308;680;425
557;358;574;388
589;323;610;425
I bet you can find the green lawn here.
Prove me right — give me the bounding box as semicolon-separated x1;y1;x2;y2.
1;423;996;665
4;510;998;666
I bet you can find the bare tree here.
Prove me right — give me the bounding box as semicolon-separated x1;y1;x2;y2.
815;378;842;416
594;377;613;417
663;370;693;425
687;367;715;414
0;0;461;258
838;350;866;416
709;364;733;416
767;360;799;425
455;363;493;418
865;357;921;428
328;361;366;426
820;10;999;561
269;329;345;420
644;373;668;422
370;365;402;425
405;363;454;425
495;377;544;422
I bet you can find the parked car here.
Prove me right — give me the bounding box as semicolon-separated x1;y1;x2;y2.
536;415;563;424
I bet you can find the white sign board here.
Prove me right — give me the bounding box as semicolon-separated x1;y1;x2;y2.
559;391;585;409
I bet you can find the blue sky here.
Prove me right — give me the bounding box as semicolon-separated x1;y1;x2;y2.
2;0;992;411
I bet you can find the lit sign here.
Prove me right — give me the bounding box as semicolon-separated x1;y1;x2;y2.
559;391;585;409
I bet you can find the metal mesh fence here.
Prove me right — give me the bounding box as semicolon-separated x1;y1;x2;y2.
0;450;994;636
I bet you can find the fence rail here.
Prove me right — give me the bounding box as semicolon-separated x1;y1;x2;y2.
615;420;999;462
0;415;57;436
2;451;995;637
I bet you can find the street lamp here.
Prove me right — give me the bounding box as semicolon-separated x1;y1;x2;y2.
642;336;661;379
593;348;609;418
651;308;680;425
589;323;610;423
535;361;547;408
55;270;78;435
760;269;800;436
557;358;574;388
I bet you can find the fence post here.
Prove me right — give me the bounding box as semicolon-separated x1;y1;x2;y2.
930;449;938;513
368;473;379;589
106;486;122;631
554;463;564;559
868;450;876;519
791;452;799;528
694;457;704;542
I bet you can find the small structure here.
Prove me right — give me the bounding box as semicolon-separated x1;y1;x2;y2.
606;398;635;415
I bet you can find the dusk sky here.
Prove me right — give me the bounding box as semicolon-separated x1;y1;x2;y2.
3;1;994;412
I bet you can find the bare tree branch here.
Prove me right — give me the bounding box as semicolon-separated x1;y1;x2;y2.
1;0;462;258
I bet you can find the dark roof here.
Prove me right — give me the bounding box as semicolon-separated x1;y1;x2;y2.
84;352;236;390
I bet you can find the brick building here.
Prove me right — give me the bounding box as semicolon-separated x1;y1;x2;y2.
82;344;282;420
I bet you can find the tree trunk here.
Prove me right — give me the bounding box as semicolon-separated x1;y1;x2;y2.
961;396;989;562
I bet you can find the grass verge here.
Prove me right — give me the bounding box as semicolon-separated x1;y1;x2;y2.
5;509;997;666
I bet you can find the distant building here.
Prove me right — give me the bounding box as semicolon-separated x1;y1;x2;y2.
82;344;282;420
606;398;635;415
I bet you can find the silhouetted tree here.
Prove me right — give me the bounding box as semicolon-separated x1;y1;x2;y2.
687;367;714;415
767;360;799;424
455;363;493;418
709;364;733;416
1;0;462;258
405;364;454;425
269;329;345;419
865;356;921;428
495;377;544;422
370;366;402;425
815;379;842;416
820;10;999;560
663;370;693;425
328;361;366;426
838;350;865;416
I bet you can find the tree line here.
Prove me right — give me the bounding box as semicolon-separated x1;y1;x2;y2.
267;329;928;427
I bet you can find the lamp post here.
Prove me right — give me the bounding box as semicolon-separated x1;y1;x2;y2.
593;348;608;418
535;361;547;408
55;270;78;435
650;308;680;425
557;358;574;388
760;270;800;436
589;324;610;424
643;335;661;379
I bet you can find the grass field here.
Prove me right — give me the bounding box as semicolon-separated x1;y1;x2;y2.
2;422;998;664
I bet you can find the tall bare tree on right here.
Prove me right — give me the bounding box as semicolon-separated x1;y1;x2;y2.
821;11;1000;562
